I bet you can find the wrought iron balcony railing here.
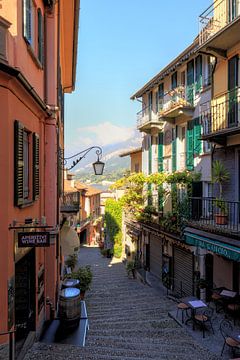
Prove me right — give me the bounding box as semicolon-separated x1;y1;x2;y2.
137;105;160;129
159;85;195;118
201;87;240;137
60;191;80;213
187;197;240;235
199;0;240;45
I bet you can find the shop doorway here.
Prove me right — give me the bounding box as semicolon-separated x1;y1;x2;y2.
205;253;213;301
15;249;36;356
80;229;87;244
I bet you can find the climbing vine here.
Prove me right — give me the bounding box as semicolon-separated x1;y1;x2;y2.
111;170;201;233
105;199;123;258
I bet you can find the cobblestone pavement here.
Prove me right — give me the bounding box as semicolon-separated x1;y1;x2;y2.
24;247;221;360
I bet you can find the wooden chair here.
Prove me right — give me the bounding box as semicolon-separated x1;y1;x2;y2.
194;307;214;338
226;302;240;326
211;292;224;313
176;302;190;324
220;319;240;357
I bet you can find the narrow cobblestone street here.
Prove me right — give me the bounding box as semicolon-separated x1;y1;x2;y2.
24;247;220;360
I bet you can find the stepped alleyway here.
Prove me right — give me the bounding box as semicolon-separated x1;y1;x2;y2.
24;247;220;360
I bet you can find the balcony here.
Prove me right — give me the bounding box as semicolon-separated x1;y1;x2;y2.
199;0;240;53
201;87;240;144
159;86;195;121
137;105;164;133
187;197;240;237
60;192;80;213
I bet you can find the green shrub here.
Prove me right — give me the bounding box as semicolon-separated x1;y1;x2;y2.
66;265;93;293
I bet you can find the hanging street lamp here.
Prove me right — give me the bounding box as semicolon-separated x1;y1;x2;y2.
59;146;105;175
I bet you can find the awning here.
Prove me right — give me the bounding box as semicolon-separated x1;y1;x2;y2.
185;232;240;262
60;224;80;256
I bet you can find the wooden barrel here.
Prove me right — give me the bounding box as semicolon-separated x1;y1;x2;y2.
62;278;80;289
59;287;81;324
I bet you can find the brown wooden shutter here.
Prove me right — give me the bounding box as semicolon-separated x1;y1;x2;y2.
14;120;24;206
33;133;40;200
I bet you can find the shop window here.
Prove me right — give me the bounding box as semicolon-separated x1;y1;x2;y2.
14;120;40;206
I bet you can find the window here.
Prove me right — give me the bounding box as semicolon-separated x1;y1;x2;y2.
23;131;29;199
37;8;44;64
195;55;203;93
23;0;35;46
14;120;40;206
171;72;178;90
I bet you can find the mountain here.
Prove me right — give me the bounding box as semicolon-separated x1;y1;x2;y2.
72;131;142;183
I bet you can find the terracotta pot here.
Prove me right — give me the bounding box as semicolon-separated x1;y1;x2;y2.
215;214;228;225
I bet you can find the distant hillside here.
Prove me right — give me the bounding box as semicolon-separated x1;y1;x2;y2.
72;131;141;184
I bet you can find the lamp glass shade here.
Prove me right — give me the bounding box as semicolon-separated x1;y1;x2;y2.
92;160;105;175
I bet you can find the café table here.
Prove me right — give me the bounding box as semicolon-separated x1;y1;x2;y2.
183;297;208;330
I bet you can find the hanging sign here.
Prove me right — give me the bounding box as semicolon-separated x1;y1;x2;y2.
18;232;50;247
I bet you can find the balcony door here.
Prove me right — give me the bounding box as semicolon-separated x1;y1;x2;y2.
148;91;152;120
228;55;239;127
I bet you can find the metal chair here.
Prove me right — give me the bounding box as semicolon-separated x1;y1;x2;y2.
220;319;240;357
194;307;214;338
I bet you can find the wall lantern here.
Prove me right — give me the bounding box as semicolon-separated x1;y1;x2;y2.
59;146;105;175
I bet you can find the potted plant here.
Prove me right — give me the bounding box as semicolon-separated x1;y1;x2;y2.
64;254;78;272
125;260;136;279
67;265;93;299
212;160;230;225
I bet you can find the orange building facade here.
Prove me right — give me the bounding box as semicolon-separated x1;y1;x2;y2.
63;175;102;247
0;0;79;357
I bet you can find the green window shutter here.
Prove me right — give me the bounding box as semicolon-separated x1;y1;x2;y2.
148;136;152;174
193;118;202;155
195;55;202;93
172;127;177;172
158;132;163;172
37;9;44;65
33;133;40;200
14;120;24;206
187;60;194;105
186;120;194;170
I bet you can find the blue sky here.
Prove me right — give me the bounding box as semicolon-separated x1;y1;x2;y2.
65;0;210;155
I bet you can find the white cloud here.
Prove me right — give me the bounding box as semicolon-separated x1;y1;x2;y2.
75;121;135;147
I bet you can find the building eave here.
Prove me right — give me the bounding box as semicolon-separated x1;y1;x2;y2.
130;39;198;100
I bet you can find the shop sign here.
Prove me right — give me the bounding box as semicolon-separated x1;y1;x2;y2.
185;233;240;262
18;232;50;247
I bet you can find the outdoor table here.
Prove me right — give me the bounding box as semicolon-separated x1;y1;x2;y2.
220;290;237;299
183;297;207;329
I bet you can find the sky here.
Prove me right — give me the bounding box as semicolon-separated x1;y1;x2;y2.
64;0;210;156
